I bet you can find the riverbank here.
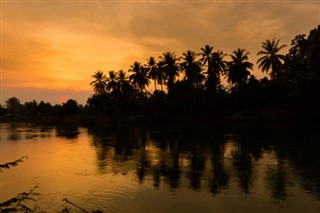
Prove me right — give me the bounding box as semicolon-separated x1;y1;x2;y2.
1;108;319;129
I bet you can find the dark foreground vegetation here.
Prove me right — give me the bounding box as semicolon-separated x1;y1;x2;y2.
1;25;319;125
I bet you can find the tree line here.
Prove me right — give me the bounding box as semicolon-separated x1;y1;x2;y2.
86;25;320;120
1;25;319;121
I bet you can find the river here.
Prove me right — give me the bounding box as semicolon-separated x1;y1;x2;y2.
1;122;319;212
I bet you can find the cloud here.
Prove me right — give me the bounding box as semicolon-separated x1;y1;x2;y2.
1;1;319;104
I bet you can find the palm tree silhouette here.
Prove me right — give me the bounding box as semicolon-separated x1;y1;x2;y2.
90;71;107;95
200;45;214;67
159;51;180;94
117;70;133;94
106;71;119;93
157;66;165;92
227;48;253;87
180;50;203;89
200;45;216;93
146;57;158;91
210;50;227;93
129;61;150;94
257;38;286;79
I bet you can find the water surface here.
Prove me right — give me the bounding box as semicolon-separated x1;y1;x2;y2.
1;122;320;212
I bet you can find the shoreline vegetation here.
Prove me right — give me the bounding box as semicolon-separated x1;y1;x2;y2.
1;25;319;127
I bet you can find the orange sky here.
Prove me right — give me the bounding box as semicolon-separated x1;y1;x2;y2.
1;1;319;105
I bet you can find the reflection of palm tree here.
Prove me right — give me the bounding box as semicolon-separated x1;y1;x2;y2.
187;152;205;190
227;48;253;87
136;151;150;184
265;164;288;201
232;143;254;193
129;61;150;94
159;52;180;93
209;143;229;195
257;38;286;79
180;50;204;89
90;71;107;94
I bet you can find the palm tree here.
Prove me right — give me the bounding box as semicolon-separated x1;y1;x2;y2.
146;56;158;91
105;71;119;93
159;51;180;93
117;70;133;94
257;38;286;79
157;66;165;92
90;71;107;95
209;50;227;93
227;48;253;87
200;45;214;68
180;50;204;89
200;45;216;93
129;61;150;93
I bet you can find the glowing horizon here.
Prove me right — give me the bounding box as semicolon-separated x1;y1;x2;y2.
1;1;319;105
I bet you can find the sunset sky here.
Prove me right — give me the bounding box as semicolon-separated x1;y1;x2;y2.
1;0;319;105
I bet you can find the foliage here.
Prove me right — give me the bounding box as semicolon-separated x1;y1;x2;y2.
1;25;319;121
0;186;40;213
0;157;40;212
129;61;150;93
257;38;286;79
227;48;253;87
158;51;180;94
90;71;107;95
5;97;22;114
0;156;28;172
59;99;80;117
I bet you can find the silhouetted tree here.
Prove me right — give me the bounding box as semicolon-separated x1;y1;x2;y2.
90;71;107;95
37;101;52;115
117;70;134;94
180;50;204;89
210;50;227;93
257;38;286;79
0;104;6;116
159;51;180;94
129;61;150;94
24;100;38;116
106;71;119;94
146;56;159;91
6;97;22;114
59;99;79;116
200;45;214;92
227;48;253;88
284;25;320;84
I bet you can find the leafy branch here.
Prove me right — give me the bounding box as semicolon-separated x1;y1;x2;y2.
0;185;40;213
62;198;104;213
0;156;28;172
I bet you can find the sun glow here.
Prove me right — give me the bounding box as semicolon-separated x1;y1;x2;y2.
1;1;319;105
58;96;70;103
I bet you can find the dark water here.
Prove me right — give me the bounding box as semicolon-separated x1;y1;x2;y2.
1;122;320;212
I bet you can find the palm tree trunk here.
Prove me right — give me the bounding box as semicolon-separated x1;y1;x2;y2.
154;79;157;91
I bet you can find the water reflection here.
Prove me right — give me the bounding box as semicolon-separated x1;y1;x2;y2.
265;163;288;201
86;124;320;200
2;122;320;212
6;122;22;141
5;122;54;141
56;124;79;140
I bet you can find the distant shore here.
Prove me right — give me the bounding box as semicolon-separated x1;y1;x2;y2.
1;108;319;129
